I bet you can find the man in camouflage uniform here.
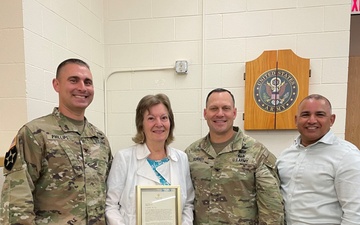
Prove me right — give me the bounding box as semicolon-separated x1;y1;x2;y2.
0;58;113;225
185;88;284;225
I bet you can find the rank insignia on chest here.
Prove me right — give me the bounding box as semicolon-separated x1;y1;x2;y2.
4;139;18;171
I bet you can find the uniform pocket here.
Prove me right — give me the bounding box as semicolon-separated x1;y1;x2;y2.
60;142;84;177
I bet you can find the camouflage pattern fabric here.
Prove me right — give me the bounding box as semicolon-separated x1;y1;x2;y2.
0;107;113;225
185;127;284;225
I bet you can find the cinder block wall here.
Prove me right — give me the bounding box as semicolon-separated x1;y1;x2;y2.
104;1;351;156
0;1;352;160
0;0;106;157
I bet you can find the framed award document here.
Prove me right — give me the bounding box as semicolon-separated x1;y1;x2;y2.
136;185;181;225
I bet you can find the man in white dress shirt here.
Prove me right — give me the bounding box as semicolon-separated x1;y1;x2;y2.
276;94;360;225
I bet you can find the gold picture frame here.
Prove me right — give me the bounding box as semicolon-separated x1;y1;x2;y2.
136;185;181;225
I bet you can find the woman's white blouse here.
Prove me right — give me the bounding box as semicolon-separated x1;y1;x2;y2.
105;144;194;225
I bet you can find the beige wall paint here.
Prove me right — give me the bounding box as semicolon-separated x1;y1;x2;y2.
104;0;351;156
0;0;26;155
0;0;106;157
0;0;352;159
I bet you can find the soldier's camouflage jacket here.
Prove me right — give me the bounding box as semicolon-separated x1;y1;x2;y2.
0;108;113;225
185;127;284;225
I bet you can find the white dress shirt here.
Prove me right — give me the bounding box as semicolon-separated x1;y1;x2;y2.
277;130;360;225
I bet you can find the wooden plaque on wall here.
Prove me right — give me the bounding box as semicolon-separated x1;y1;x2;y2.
244;49;309;130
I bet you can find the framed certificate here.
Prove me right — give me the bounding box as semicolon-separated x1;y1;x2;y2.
136;185;181;225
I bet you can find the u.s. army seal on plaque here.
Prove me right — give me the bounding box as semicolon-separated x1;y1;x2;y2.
254;69;299;113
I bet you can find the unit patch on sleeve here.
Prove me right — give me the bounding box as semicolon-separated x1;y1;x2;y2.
4;139;18;171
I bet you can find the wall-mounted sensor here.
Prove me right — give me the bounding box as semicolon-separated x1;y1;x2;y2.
175;60;188;74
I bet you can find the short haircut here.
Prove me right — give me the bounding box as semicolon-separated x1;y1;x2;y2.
206;88;235;106
300;94;332;113
56;58;90;78
132;93;175;146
